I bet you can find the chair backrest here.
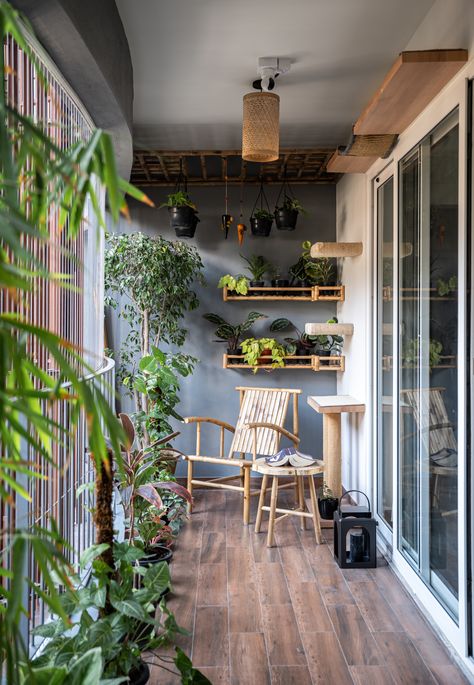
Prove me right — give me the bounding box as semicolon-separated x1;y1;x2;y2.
401;387;457;455
229;386;301;458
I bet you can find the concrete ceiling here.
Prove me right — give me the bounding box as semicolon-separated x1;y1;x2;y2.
116;0;435;151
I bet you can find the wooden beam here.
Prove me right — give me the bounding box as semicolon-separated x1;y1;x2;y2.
200;154;207;180
157;154;170;182
136;147;334;157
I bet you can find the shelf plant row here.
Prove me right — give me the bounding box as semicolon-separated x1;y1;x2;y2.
223;353;345;372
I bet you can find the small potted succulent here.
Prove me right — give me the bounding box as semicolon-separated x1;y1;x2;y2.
241;254;274;293
274;196;306;231
160;190;199;238
241;337;287;373
203;311;267;360
318;482;339;520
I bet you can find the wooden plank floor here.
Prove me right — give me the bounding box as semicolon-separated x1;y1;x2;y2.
149;490;471;685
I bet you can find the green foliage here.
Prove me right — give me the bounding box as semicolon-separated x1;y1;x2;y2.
253;208;274;221
437;275;457;296
175;648;212;684
403;338;443;370
217;274;249;294
289;241;335;286
128;347;196;444
276;196;306;214
269;318;319;354
318;482;336;500
24;544;175;680
0;2;153;677
203;311;267;350
105;232;204;363
160;190;197;211
240;337;287;373
241;254;274;281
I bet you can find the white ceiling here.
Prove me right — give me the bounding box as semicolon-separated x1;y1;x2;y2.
116;0;435;151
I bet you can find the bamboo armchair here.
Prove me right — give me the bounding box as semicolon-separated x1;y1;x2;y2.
184;386;301;524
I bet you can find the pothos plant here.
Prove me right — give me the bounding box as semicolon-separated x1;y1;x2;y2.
218;274;249;294
240;337;287;372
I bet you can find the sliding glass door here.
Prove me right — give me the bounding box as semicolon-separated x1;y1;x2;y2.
398;110;459;617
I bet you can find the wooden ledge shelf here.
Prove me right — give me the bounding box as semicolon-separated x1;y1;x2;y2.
354;49;468;136
223;354;345;372
223;285;345;302
310;242;363;258
305;323;354;336
326;150;374;174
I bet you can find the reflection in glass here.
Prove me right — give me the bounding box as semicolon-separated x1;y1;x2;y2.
398;111;459;617
376;177;394;528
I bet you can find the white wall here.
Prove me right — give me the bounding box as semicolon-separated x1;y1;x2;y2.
336;175;372;498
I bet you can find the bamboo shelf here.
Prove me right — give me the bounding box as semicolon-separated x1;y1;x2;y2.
223;354;345;372
310;242;363;258
222;285;345;302
304;322;354;336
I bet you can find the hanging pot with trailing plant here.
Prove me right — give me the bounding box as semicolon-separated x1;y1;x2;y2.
274;171;306;231
250;180;274;236
160;159;199;238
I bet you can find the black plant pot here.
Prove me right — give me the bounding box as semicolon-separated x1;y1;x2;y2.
250;217;273;237
227;346;242;364
249;279;265;296
271;278;289;288
141;544;173;566
129;660;150;685
275;208;298;231
296;347;312;366
169;206;199;238
318;497;339;520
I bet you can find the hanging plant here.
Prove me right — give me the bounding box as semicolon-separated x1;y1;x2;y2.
274;171;306;231
250;180;273;237
237;177;247;245
160;159;199;238
221;156;234;238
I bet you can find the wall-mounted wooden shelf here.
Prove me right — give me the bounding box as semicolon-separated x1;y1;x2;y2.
304;323;353;336
223;354;345;372
222;285;345;302
354;49;468;136
310;242;363;258
326;150;374;174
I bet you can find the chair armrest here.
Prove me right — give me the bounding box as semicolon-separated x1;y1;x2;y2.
184;416;235;433
243;422;300;446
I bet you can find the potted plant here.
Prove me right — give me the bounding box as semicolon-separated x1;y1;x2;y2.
275;196;306;231
160;190;199;238
241;254;274;291
318;482;339;520
270;268;290;289
250;208;274;236
26;543;205;684
240;337;287;372
269;317;319;363
217;273;249;295
203;311;267;359
289;241;336;288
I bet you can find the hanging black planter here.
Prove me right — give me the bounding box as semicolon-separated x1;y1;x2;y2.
161;159;199;238
274;171;304;231
250;179;273;237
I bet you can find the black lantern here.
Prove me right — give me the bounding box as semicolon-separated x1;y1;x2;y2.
334;490;377;569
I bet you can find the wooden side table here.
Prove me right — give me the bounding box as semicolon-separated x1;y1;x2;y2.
307;395;365;499
253;461;324;547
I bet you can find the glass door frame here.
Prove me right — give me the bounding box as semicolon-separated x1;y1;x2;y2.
370;74;469;658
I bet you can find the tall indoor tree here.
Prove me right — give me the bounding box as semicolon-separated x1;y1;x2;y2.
0;2;152;680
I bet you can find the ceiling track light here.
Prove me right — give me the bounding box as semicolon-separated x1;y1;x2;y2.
242;57;291;163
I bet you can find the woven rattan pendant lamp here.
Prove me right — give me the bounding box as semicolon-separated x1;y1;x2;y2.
242;57;291;163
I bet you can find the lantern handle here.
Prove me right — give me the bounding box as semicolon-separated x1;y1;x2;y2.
338;490;371;513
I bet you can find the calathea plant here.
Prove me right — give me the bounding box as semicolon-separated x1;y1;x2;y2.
270;317;320;355
203;311;267;354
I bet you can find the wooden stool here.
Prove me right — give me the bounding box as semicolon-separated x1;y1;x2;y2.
253;461;323;547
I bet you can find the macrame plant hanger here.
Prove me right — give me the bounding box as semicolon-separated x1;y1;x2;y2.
251;173;272;218
221;156;233;238
175;157;188;194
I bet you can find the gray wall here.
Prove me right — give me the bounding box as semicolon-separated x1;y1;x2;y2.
108;184;337;477
12;0;133;177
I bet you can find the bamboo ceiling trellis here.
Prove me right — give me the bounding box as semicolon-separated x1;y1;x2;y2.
130;149;339;187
